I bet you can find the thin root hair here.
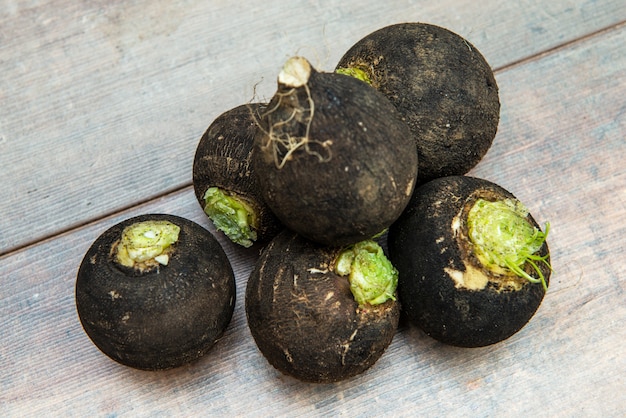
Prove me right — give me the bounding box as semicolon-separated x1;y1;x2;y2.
254;83;332;169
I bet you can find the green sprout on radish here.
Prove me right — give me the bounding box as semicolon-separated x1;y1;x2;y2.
335;240;398;305
203;187;258;248
335;66;373;85
115;220;180;270
467;198;552;291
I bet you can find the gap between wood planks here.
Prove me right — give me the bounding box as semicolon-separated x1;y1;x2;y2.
2;19;626;259
493;19;626;73
0;184;194;259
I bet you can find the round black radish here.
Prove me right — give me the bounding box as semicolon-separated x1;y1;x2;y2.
252;56;418;247
193;103;283;247
76;214;236;370
388;176;551;347
336;23;500;184
245;230;400;383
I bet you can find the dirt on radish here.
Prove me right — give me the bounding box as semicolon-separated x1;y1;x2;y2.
336;23;500;184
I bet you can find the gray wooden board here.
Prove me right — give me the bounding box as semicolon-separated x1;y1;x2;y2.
2;0;626;254
1;12;625;416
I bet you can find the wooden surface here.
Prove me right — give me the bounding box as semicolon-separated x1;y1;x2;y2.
1;1;625;416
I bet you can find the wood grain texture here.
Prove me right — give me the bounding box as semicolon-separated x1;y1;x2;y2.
1;0;625;416
2;0;626;253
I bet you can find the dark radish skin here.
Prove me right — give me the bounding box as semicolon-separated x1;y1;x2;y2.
245;230;400;383
76;214;236;370
336;23;500;184
193;103;283;248
388;176;551;347
252;56;418;247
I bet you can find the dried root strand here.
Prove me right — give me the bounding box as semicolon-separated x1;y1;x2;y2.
255;83;332;169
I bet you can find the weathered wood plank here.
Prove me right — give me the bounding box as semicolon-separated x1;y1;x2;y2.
2;0;625;253
1;22;625;416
